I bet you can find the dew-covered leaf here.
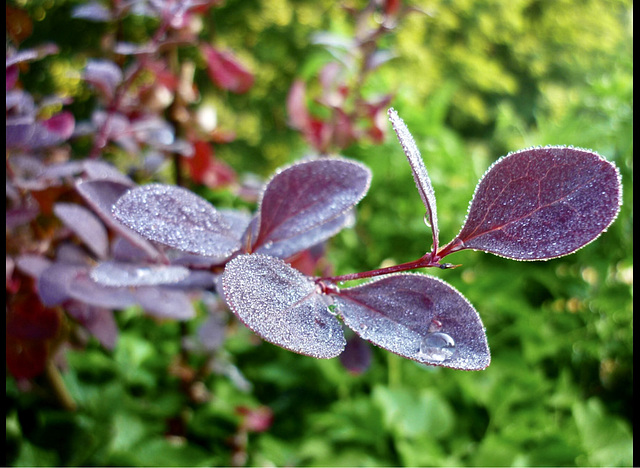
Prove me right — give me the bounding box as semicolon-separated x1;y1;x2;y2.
53;203;109;259
76;180;160;260
388;108;439;249
222;254;345;358
448;146;622;260
112;183;241;257
253;158;371;252
333;274;490;370
90;261;190;287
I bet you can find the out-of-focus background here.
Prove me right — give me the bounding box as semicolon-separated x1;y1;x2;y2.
6;0;632;466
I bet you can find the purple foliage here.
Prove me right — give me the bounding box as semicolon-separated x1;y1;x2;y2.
6;0;622;380
334;274;490;370
223;254;346;358
442;146;622;260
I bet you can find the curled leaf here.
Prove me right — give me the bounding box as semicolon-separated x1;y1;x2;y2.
388;108;439;251
222;254;345;358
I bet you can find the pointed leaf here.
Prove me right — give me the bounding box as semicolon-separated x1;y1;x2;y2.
253;158;371;252
388;108;439;249
113;184;241;257
222;254;345;358
450;146;622;260
333;274;490;370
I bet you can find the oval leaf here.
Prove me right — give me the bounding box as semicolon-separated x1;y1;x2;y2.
333;274;490;370
222;254;345;358
113;184;241;257
253;158;371;252
450;146;622;260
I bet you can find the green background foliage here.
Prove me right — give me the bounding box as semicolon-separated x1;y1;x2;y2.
7;0;632;466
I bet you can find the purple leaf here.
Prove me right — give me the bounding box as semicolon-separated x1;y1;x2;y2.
65;303;118;349
38;264;88;306
82;160;134;185
253;158;371;252
132;287;195;320
71;2;113;22
90;261;190;287
339;336;372;375
446;146;622;260
15;255;52;279
254;211;353;260
75;180;161;261
67;271;138;309
333;274;490;370
83;60;123;99
222;254;345;358
53;203;109;259
113;184;241;257
388;108;439;250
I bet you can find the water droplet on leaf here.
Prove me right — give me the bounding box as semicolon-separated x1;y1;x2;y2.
423;212;431;228
418;332;455;362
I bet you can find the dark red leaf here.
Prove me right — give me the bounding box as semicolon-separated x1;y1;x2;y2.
286;80;310;131
183;140;236;188
445;146;622;260
201;44;254;94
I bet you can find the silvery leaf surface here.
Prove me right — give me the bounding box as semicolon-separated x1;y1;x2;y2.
333;274;490;370
222;254;345;358
76;180;161;260
112;183;241;257
450;146;622;260
90;261;191;287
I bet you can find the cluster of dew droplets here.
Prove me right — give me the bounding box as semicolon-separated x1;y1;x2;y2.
417;317;456;362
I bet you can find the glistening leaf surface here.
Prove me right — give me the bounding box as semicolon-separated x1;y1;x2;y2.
90;261;190;287
451;146;622;260
113;184;241;257
388;108;439;248
222;254;345;358
253;158;371;252
333;274;490;370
